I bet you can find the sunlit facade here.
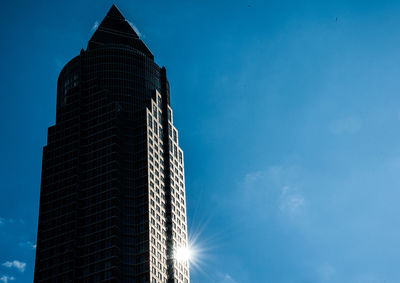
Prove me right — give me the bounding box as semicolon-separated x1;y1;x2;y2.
34;5;190;283
146;92;190;283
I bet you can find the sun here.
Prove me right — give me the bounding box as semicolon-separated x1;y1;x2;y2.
174;246;193;262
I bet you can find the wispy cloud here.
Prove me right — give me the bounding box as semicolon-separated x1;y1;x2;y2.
19;241;36;250
2;261;26;273
238;166;306;217
279;186;305;214
91;21;99;31
216;273;238;283
0;276;15;283
0;218;24;225
317;263;336;282
330;117;361;135
127;21;141;37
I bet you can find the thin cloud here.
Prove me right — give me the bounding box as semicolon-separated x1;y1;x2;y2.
216;273;239;283
238;166;306;216
91;21;99;31
2;261;26;273
127;21;141;37
0;218;24;225
0;276;15;283
279;186;305;213
19;241;36;250
317;263;336;282
330;117;361;135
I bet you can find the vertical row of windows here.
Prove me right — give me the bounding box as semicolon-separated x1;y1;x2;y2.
167;109;171;122
147;92;170;283
167;113;190;282
147;91;190;283
158;96;162;108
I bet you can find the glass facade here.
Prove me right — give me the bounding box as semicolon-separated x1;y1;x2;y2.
34;5;190;283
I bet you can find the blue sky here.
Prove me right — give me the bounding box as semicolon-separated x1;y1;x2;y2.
2;0;400;282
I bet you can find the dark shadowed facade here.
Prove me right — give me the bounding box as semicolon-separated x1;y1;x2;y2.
34;5;190;283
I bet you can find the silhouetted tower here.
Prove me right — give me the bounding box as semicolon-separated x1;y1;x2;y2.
34;5;190;283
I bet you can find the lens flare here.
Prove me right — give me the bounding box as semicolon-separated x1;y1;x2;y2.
174;246;193;262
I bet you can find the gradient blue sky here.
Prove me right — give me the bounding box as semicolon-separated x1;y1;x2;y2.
2;0;400;282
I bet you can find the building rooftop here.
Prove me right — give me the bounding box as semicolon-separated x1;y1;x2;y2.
88;4;154;60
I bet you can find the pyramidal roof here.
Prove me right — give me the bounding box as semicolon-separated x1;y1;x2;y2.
88;5;153;59
96;5;139;39
106;4;125;21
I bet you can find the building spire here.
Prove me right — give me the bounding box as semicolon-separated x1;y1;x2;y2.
88;4;154;59
94;4;139;39
106;4;125;21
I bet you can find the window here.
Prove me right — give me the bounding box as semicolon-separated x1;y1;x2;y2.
159;127;163;139
158;96;162;107
168;109;171;121
148;114;153;127
173;130;177;142
153;105;157;118
154;122;158;135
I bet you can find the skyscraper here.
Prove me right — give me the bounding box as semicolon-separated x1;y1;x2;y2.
34;5;190;283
